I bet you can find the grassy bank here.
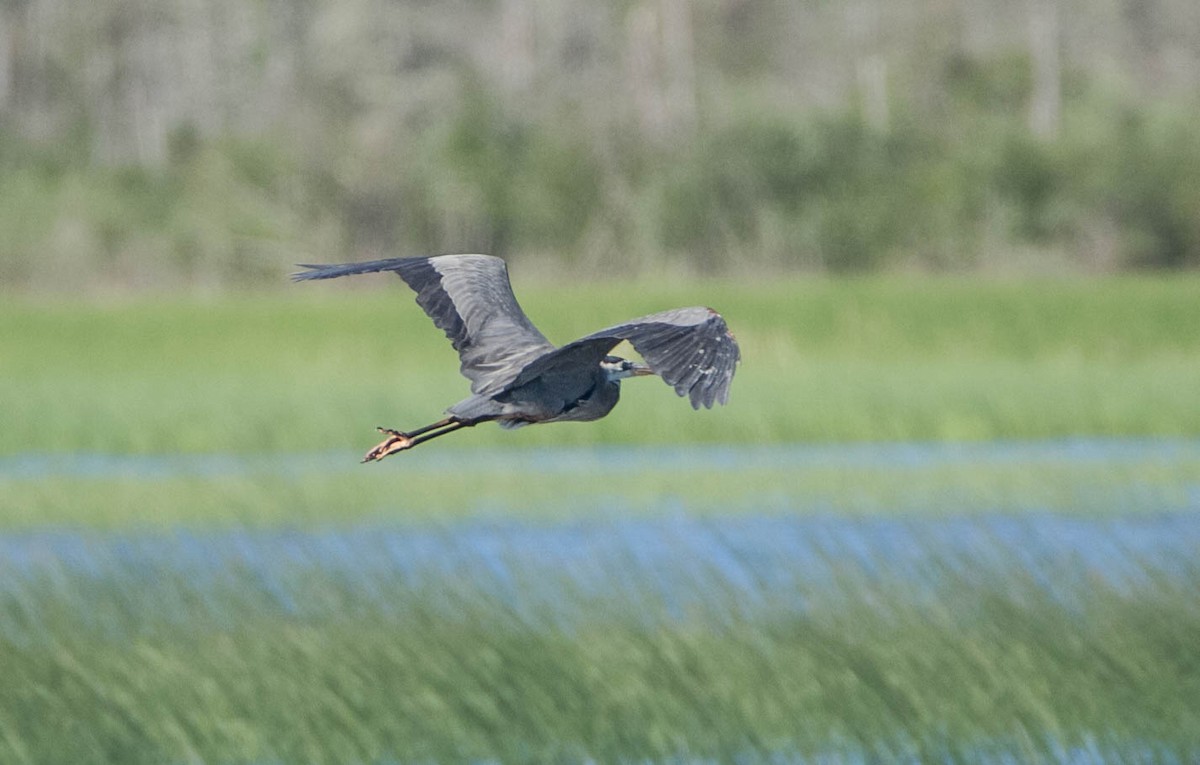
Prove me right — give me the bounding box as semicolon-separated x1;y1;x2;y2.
3;276;1200;455
3;442;1199;528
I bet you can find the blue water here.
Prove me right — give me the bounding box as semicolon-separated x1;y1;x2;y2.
3;439;1198;639
2;512;1197;640
4;437;1200;478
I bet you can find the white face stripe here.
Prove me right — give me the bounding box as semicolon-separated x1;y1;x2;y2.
601;358;654;382
600;358;629;382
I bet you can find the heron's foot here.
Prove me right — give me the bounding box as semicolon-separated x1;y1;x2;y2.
361;427;414;463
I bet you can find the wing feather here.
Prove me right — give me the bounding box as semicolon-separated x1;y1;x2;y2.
292;255;555;394
508;307;740;409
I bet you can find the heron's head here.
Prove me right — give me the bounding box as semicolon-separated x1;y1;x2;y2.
601;355;655;382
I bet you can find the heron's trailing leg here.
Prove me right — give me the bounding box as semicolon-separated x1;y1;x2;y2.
362;417;476;462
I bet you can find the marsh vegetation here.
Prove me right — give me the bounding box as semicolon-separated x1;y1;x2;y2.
3;279;1199;761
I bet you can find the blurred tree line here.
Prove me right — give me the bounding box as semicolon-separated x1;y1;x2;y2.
2;0;1199;289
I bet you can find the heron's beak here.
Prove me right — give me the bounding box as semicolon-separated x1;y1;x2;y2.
630;362;655;377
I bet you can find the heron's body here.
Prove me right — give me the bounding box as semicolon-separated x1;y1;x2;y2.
450;361;620;427
292;255;740;461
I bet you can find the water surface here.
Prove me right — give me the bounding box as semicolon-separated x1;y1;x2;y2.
5;437;1200;478
2;511;1196;640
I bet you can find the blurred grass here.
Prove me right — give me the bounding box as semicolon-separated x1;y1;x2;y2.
3;275;1199;455
3;445;1199;528
2;552;1198;763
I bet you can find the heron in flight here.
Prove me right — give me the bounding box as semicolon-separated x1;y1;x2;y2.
293;255;740;462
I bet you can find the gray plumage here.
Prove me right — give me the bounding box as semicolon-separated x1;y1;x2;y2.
514;306;739;410
292;254;740;459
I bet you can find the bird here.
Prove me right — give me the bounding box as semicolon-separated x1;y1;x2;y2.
292;255;740;462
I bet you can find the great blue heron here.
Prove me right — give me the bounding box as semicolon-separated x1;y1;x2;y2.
293;255;740;462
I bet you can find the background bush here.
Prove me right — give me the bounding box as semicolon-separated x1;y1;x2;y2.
2;0;1199;289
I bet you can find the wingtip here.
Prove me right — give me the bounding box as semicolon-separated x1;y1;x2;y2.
289;264;325;282
687;383;729;410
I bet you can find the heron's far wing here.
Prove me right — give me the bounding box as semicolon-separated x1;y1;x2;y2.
292;255;555;395
511;307;740;409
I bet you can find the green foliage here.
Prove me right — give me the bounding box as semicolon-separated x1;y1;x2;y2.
1104;109;1200;268
443;89;603;256
994;132;1059;240
943;50;1034;114
657;115;924;271
5;47;1200;287
0;131;320;289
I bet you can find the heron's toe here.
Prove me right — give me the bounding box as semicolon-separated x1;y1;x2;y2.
362;433;414;463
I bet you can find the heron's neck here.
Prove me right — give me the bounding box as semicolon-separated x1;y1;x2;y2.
602;364;637;384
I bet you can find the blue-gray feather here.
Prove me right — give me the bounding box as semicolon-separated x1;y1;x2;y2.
506;307;739;409
294;255;555;396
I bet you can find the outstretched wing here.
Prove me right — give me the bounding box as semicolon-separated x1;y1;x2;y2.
509;307;740;409
292;255;555;395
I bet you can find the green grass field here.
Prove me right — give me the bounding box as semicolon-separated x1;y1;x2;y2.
3;276;1200;763
3;275;1200;455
